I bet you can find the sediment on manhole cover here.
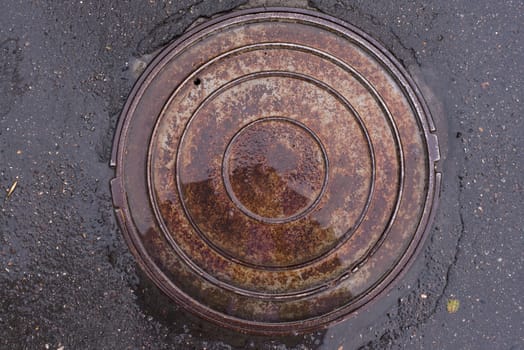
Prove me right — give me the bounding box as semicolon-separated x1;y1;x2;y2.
110;7;441;335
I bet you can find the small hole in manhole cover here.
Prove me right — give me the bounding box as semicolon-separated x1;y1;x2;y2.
110;7;441;335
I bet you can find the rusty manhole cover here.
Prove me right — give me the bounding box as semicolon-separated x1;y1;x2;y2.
110;8;441;334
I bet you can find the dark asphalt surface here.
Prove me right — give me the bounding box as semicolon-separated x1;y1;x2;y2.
1;0;522;349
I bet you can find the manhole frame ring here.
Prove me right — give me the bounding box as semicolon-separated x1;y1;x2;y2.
110;7;442;335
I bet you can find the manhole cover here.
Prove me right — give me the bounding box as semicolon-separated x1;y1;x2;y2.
110;7;441;334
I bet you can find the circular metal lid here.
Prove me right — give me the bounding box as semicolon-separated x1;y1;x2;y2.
111;8;441;334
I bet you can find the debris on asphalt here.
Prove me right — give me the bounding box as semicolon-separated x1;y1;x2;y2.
5;179;18;199
447;298;460;313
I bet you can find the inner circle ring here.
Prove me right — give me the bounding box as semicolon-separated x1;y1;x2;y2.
222;116;329;224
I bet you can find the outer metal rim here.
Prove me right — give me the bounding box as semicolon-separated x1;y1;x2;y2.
110;7;441;335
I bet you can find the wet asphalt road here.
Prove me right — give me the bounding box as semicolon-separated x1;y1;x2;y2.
1;0;523;349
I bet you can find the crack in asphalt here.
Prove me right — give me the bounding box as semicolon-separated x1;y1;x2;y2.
387;28;421;67
136;0;248;55
0;38;26;118
431;173;467;316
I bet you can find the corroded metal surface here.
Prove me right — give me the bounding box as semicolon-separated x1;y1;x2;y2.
110;7;441;334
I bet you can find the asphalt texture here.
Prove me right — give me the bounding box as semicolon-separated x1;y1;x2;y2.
0;0;522;349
